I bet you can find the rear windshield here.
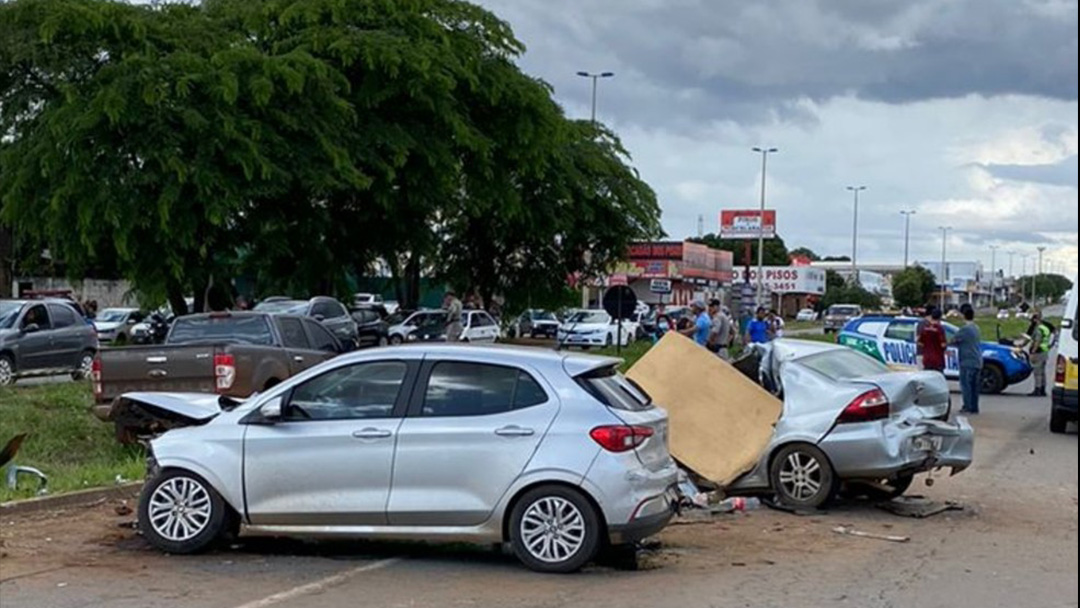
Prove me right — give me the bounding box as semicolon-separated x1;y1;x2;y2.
168;316;275;346
828;306;860;316
578;366;654;412
798;349;890;381
253;300;306;314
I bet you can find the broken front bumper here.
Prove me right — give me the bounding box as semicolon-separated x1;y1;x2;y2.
821;417;975;481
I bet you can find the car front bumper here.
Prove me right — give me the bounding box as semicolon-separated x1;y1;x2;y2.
821;417;975;481
559;334;608;346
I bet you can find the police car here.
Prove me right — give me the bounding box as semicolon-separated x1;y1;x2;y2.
838;316;1033;395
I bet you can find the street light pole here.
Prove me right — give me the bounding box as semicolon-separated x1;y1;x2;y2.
901;210;917;267
939;227;952;311
989;245;999;302
1036;246;1046;306
752;147;778;307
577;71;615;125
847;186;867;283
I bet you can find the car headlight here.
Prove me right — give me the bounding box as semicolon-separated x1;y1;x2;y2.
406;334;418;342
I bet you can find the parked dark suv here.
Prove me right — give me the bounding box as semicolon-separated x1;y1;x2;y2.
0;299;100;385
253;296;359;349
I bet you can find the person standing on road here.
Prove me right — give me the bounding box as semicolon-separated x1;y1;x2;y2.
918;307;948;374
444;290;464;343
680;301;711;347
707;299;732;360
1025;311;1055;397
768;309;785;339
745;307;772;345
951;304;983;415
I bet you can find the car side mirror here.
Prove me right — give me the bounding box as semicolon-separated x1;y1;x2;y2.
21;323;40;334
127;318;138;325
247;397;284;426
314;314;326;322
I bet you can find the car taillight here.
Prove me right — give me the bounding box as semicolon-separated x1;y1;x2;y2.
91;356;103;398
590;425;655;453
1056;355;1067;385
214;353;236;392
837;388;890;424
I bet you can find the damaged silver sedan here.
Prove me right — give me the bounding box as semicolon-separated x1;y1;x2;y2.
727;340;974;508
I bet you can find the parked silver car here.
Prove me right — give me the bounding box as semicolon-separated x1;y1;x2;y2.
727;340;974;508
0;299;100;385
121;346;678;573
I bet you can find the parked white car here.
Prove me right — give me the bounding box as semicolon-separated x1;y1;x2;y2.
558;310;635;349
388;310;446;345
796;309;819;322
93;308;145;344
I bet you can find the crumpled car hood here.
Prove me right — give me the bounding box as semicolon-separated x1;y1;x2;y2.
109;392;224;444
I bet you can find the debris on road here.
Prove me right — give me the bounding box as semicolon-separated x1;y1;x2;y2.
833;526;911;544
878;496;965;519
114;501;133;517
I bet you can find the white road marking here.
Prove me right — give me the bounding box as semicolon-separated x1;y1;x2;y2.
230;558;401;608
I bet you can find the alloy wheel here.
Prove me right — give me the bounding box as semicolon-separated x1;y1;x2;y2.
147;476;214;543
778;452;824;502
519;497;587;565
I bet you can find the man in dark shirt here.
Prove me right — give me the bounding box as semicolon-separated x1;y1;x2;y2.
951;304;983;415
918;307;948;374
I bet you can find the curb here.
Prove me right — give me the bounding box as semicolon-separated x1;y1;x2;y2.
0;482;143;517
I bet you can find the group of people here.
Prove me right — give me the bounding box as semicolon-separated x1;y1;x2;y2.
917;303;1058;416
667;300;786;360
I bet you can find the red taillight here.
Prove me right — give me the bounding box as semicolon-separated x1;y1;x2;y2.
91;356;103;398
590;425;655;453
837;389;890;424
214;352;236;392
1056;355;1067;385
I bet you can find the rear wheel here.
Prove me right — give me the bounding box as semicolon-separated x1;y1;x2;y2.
378;336;389;347
1050;409;1069;434
980;364;1006;395
389;335;404;345
71;350;95;381
0;355;15;386
509;486;602;574
138;469;229;555
770;444;837;509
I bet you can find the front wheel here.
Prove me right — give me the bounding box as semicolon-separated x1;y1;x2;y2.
979;364;1006;395
389;335;404;345
138;469;230;555
509;486;602;574
0;355;16;386
1050;410;1069;434
770;444;837;509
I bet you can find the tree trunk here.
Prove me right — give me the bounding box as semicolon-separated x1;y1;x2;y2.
0;226;12;298
166;279;189;317
405;253;421;310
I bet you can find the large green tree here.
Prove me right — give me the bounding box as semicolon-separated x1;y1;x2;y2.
892;265;938;308
690;233;791;267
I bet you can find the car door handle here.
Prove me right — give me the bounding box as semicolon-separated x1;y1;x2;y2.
352;429;392;440
293;356;305;363
495;426;535;438
146;356;168;364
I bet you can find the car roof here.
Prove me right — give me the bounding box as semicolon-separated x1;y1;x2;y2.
770;339;846;359
341;344;621;376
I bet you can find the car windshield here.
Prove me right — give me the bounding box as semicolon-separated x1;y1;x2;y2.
168;316;275;346
567;311;609;324
0;302;22;329
97;309;132;323
253;300;306;314
828;306;860;316
798;349;891;381
530;311;557;321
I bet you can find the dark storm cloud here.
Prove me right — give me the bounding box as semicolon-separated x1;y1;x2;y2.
480;0;1078;125
984;156;1079;188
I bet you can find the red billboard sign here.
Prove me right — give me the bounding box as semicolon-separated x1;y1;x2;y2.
720;210;777;240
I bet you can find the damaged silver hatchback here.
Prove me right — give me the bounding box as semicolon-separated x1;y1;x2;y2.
727;340;974;508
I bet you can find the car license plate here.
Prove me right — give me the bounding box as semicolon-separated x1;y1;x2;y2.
913;436;944;452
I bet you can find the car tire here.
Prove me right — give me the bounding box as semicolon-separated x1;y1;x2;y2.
389;335;404;345
605;334;614;348
71;350;95;381
138;469;231;555
770;443;837;509
378;336;389;347
0;354;16;386
979;364;1006;395
509;485;602;574
1050;410;1069;434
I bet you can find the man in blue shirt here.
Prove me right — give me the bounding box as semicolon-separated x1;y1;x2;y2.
743;307;772;345
680;301;712;347
951;304;983;415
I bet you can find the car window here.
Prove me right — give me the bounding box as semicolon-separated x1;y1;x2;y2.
21;304;51;330
168;315;274;345
422;362;548;417
477;313;495;327
276;317;310;349
798;349;891;381
568;311;609;324
885;321;916;342
0;301;22;329
288;361;408;421
361;310;379;324
47;304;79;329
313;300;347;319
253;300;307;314
578;365;654;412
302;318;340;352
854;320;888;336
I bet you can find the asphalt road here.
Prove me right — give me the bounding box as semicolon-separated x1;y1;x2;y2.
1;379;1076;608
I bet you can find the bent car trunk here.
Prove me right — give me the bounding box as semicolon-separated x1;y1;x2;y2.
109;392;223;444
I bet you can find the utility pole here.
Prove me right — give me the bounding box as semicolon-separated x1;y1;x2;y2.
1036;246;1046;306
848;186;867;283
939;227;952;311
576;71;614;309
900;210;917;268
753;147;779;307
989;245;999;303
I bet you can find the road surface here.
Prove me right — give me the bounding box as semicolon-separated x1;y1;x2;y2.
1;380;1075;608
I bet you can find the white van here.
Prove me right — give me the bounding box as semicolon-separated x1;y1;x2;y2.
1051;279;1078;433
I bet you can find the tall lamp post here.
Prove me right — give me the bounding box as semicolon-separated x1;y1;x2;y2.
1036;246;1046;306
901;210;917;267
989;245;999;303
847;186;867;283
576;71;614;308
939;227;952;311
752;147;779;306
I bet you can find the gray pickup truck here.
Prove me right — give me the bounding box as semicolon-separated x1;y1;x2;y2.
92;312;343;421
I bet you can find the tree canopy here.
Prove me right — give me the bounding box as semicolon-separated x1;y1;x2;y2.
690;233;791;267
892;265;937;308
0;0;661;311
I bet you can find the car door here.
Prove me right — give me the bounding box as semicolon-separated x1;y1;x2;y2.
388;359;558;526
243;357;420;526
46;303;84;369
882;321;920;369
300;318;344;365
16;304;54;371
274;316;319;375
470;312;497;343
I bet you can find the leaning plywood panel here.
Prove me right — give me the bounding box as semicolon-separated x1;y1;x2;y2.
626;332;781;486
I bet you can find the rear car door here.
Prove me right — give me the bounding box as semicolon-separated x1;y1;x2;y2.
16;304;53;371
301;318;343;364
388;360;559;526
46;303;86;369
881;320;920;369
312;300;356;346
275;316;319;374
244;358;419;525
472;312;499;343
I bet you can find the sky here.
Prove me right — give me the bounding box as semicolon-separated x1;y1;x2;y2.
475;0;1079;279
